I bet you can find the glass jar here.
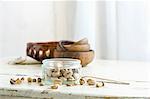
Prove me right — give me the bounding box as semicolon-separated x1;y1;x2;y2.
42;58;81;85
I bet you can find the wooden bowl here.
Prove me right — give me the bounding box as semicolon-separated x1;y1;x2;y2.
57;40;90;52
27;42;59;62
57;44;90;52
53;50;94;67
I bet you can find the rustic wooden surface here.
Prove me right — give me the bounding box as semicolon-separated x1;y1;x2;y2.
0;58;150;99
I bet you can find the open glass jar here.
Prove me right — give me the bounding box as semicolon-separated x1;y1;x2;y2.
42;58;81;85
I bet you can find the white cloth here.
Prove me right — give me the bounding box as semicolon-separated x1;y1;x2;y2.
0;1;149;61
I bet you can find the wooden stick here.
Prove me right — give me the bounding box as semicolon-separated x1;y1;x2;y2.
82;76;130;85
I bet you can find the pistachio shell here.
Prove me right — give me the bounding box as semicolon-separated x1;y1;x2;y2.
67;76;75;81
51;84;58;89
96;82;104;88
51;71;60;77
53;79;62;85
87;79;95;86
79;78;85;85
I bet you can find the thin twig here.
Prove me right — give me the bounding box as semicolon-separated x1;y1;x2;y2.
97;81;129;85
82;76;130;85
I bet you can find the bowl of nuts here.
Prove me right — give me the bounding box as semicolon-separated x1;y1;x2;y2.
42;58;81;85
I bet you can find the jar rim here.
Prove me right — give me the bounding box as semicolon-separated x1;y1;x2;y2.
42;58;81;69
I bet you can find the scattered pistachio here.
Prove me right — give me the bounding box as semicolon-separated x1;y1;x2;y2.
51;84;58;89
27;77;32;83
66;84;72;86
21;77;24;81
10;79;16;85
53;79;62;85
87;79;95;86
32;78;36;82
96;82;104;88
16;78;22;84
37;78;42;83
79;78;85;85
39;83;44;86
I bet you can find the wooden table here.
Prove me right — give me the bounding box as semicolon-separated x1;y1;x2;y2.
0;58;150;99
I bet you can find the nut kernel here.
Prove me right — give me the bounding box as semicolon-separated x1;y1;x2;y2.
79;78;85;85
53;79;62;85
96;82;104;88
27;77;32;83
10;79;16;85
16;79;22;84
87;79;95;86
51;84;58;89
39;83;44;86
32;78;36;82
21;77;24;81
37;78;42;83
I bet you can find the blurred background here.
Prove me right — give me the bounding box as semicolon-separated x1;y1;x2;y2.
0;0;150;61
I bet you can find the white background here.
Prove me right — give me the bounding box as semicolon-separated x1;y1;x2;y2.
0;1;150;61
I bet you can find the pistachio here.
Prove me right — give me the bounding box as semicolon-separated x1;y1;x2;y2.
32;78;36;82
10;79;16;85
60;69;65;74
79;78;85;85
87;79;95;86
53;79;62;85
16;78;22;84
27;77;32;83
96;82;104;88
37;78;42;83
67;77;75;81
51;70;60;77
66;84;72;86
51;84;58;89
39;83;44;86
21;77;24;81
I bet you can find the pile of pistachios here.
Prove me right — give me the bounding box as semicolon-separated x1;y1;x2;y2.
10;77;105;90
44;68;80;83
49;78;104;89
79;78;104;88
10;77;43;86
